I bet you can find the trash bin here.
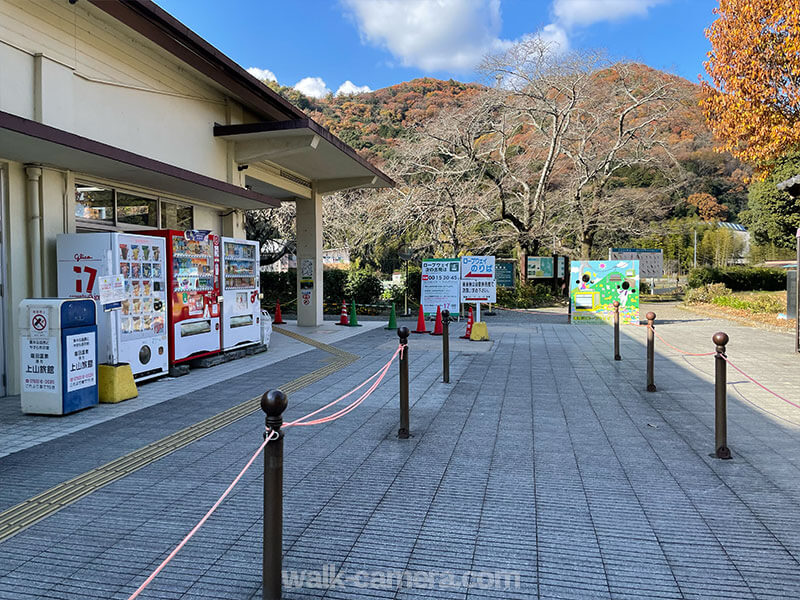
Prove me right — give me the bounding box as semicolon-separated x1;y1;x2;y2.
19;298;98;415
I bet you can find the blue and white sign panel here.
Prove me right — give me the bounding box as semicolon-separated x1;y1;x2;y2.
421;258;461;317
460;256;496;303
609;248;663;279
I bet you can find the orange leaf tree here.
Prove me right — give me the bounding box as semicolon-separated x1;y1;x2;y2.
701;0;800;173
686;192;729;222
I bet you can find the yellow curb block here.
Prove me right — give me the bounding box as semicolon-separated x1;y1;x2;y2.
98;364;138;403
470;321;490;341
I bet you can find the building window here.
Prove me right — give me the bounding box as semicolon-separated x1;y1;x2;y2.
75;183;194;231
161;201;194;230
75;185;114;223
117;192;158;227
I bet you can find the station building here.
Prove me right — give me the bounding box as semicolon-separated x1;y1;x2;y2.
0;0;392;395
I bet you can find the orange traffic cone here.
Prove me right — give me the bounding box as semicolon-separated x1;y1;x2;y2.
430;306;443;336
273;300;286;324
412;305;428;333
335;300;349;326
460;306;473;339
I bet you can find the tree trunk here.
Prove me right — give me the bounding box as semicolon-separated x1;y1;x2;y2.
580;231;595;259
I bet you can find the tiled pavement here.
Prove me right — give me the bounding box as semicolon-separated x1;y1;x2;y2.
1;305;799;599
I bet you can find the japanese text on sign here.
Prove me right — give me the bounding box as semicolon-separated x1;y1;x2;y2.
66;333;96;392
421;259;461;316
23;337;57;392
609;248;663;279
460;256;496;303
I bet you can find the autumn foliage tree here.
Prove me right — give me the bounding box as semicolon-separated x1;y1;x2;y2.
686;192;729;222
701;0;800;173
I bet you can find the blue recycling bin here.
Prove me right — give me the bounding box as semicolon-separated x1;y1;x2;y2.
19;298;98;415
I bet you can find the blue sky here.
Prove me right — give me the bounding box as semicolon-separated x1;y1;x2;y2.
154;0;718;98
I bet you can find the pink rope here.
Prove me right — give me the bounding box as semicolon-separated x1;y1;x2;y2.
127;345;403;599
721;354;800;411
649;326;716;357
127;429;278;600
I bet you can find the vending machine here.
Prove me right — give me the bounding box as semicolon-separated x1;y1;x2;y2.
143;229;222;364
56;233;168;381
220;237;261;350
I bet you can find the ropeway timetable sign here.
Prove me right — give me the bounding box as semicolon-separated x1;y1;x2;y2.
460;256;496;303
421;259;461;316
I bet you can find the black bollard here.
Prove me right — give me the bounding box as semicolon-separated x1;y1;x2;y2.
612;301;621;361
646;312;657;392
398;327;410;439
442;310;450;384
261;389;288;600
713;333;732;459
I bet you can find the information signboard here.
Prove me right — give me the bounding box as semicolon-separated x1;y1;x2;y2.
460;256;496;303
609;248;663;279
569;260;640;324
496;260;515;288
527;256;554;279
421;258;461;316
66;333;96;392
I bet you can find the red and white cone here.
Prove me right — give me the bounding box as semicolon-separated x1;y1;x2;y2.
335;301;349;326
412;305;428;333
460;306;473;339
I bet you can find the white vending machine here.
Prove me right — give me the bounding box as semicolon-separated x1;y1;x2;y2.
56;233;169;381
220;237;261;350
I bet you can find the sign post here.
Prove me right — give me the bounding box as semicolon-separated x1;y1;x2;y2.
460;257;495;341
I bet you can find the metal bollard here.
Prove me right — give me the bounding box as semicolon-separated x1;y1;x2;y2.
646;312;656;392
398;326;410;439
612;301;621;361
261;389;288;600
713;333;732;459
442;309;450;384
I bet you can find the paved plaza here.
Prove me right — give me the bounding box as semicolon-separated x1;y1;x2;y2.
1;304;799;599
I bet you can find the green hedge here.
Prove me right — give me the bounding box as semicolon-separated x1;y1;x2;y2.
496;283;556;308
687;266;786;291
261;268;385;311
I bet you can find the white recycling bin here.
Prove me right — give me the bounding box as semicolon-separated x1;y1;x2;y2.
19;298;98;415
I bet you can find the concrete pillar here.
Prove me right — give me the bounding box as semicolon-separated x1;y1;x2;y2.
295;188;323;326
221;209;246;238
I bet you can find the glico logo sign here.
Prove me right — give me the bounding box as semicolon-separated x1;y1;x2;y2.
74;253;93;261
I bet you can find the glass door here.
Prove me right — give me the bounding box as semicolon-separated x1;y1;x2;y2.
172;234;214;294
223;241;256;290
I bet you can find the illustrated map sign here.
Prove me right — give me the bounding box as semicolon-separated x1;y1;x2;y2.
570;260;640;324
460;256;496;303
527;257;554;279
421;258;461;316
496;260;515;288
609;248;663;279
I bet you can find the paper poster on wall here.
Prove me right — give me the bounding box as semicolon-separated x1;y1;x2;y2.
421;259;461;316
569;260;640;324
527;257;554;279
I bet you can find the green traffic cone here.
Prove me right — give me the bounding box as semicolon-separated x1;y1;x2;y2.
348;299;362;327
385;303;397;330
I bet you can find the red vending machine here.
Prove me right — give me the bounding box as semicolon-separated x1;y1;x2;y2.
143;229;221;364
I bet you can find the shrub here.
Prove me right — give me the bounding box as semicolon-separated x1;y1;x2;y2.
711;293;784;313
260;269;296;307
497;282;556;308
687;266;786;291
346;269;384;304
323;269;348;304
684;283;732;304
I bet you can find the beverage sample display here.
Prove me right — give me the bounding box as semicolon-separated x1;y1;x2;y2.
220;237;261;349
57;233;168;380
142;229;221;364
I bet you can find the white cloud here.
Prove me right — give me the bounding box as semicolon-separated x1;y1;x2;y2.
294;76;332;98
537;23;568;51
336;80;373;95
247;67;277;83
342;0;520;72
552;0;670;28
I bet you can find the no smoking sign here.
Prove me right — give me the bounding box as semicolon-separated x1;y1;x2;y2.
29;308;49;337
